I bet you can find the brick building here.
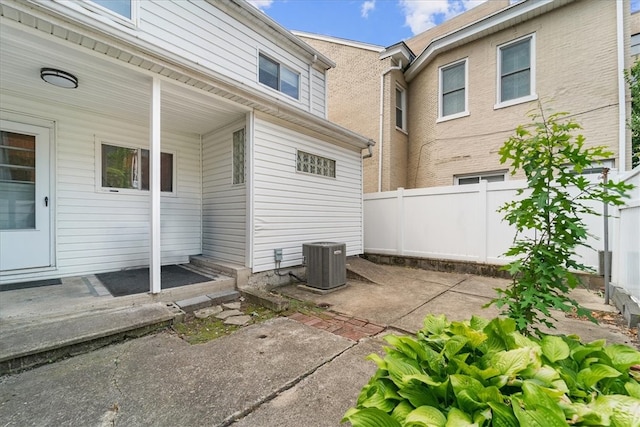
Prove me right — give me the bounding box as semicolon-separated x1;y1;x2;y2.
299;0;633;192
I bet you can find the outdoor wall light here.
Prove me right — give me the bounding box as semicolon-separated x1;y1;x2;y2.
40;68;78;89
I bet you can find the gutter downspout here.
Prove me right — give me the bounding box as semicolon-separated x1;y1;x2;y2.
379;60;402;192
362;140;375;159
617;0;627;172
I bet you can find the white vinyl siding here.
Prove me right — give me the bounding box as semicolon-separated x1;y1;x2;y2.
137;1;321;114
202;121;247;265
252;117;363;273
310;68;327;117
0;93;202;283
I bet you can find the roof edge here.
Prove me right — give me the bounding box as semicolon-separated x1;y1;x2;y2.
229;0;336;69
292;30;385;53
405;0;573;82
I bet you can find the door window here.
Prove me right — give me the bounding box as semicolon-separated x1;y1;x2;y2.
0;131;36;230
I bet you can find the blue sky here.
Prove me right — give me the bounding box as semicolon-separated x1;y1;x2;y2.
247;0;492;47
249;0;640;48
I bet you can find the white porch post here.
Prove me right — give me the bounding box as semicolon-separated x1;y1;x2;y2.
150;77;161;294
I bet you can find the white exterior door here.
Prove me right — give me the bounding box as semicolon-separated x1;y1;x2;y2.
0;120;51;271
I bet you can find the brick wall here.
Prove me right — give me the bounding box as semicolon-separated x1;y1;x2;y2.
300;36;409;193
405;0;510;55
408;0;624;187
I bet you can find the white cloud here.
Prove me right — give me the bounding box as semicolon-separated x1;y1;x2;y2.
246;0;274;11
361;0;376;18
400;0;487;35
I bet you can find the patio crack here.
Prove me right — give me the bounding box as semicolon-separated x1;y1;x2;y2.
100;343;130;427
390;276;469;329
216;341;359;427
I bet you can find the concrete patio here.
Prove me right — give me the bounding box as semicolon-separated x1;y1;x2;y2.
0;258;636;426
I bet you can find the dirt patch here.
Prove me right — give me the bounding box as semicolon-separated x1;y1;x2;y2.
171;299;328;344
566;309;639;349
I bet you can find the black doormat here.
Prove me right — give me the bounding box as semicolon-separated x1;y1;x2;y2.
0;278;62;292
96;265;215;297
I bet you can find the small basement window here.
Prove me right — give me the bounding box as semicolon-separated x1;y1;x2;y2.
455;171;506;185
296;150;335;178
100;143;174;193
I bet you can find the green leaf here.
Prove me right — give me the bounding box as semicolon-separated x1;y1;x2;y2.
521;381;565;420
450;374;484;395
487;401;519;427
624;380;640;399
596;395;640;427
578;364;623;388
397;383;440;408
604;344;640;372
541;335;570;363
405;406;447;427
444;335;469;358
359;382;398;412
512;396;568;427
423;315;449;335
491;347;534;377
390;401;414;424
342;407;402;427
445;408;477;426
366;353;387;370
386;354;422;386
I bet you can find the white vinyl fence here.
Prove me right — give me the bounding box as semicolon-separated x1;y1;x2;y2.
364;171;638;296
612;168;640;300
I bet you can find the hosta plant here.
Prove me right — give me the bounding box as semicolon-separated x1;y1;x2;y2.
343;315;640;427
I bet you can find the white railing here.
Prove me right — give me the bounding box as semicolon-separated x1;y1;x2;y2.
364;173;628;279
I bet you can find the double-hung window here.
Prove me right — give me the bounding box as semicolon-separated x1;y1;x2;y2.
439;59;468;120
100;142;174;193
395;87;407;131
259;53;300;99
497;34;536;107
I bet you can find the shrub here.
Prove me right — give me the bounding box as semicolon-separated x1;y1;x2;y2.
343;315;640;426
489;110;632;336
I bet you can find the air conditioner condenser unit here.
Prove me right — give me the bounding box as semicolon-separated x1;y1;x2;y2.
302;242;346;290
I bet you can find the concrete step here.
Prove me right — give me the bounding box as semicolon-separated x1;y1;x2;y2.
190;256;251;287
0;302;182;375
175;289;241;313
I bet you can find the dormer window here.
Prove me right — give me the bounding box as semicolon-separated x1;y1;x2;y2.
258;53;299;99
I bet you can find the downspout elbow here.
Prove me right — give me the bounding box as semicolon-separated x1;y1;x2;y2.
363;140;375;159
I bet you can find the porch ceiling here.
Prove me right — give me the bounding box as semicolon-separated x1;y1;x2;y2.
0;22;245;136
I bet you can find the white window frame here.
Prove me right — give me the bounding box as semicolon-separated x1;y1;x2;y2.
565;159;615;175
54;0;140;27
438;58;469;122
295;150;336;178
95;138;176;196
632;33;640;57
232;127;246;186
395;85;407;131
495;34;537;109
454;170;507;185
258;52;300;100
